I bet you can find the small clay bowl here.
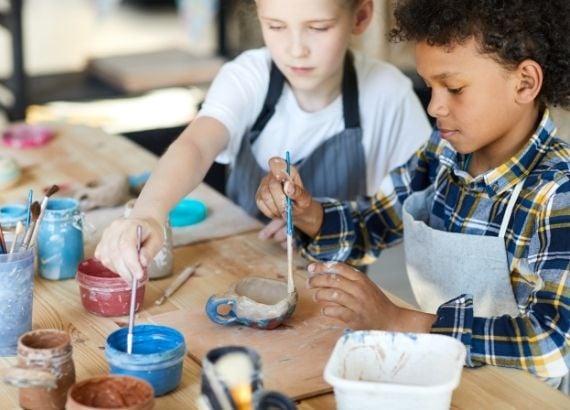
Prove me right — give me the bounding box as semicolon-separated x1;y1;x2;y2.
66;375;154;410
205;276;298;330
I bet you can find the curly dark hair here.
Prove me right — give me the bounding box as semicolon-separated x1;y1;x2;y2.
389;0;570;109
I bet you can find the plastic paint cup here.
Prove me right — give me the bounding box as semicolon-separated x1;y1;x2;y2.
37;197;84;280
0;247;35;356
76;258;147;317
66;375;154;410
324;330;466;410
105;325;186;396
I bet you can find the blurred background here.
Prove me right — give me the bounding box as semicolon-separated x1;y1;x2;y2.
1;0;569;305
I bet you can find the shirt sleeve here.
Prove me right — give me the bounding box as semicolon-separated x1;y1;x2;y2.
299;129;443;265
431;181;570;378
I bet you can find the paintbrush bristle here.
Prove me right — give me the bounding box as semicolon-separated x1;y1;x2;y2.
46;184;59;197
30;201;41;222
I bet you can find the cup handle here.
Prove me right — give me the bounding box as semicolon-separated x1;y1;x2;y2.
205;295;238;325
3;367;57;389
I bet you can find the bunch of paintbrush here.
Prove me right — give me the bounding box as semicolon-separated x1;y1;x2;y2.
18;185;60;251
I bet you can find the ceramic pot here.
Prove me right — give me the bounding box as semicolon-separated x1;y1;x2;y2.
205;277;297;329
66;375;154;410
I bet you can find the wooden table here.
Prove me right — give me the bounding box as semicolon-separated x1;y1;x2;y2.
1;124;568;409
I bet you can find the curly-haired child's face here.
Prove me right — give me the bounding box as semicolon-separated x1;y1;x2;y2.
416;38;537;169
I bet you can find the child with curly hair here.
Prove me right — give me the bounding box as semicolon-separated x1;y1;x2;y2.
255;0;570;392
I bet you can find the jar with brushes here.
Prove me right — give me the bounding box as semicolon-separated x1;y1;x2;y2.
3;329;76;410
0;247;35;356
37;197;84;280
124;199;173;279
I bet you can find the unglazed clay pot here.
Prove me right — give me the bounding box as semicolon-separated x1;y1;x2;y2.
205;277;298;330
8;329;76;410
66;375;154;410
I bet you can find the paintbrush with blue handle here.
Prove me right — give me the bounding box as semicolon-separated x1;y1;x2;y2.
285;151;295;295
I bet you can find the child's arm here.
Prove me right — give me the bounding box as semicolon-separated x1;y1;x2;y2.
95;116;229;281
431;180;570;378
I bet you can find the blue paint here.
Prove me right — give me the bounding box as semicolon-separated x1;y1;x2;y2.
169;198;207;228
0;248;34;356
105;324;186;396
0;203;27;229
37;197;84;280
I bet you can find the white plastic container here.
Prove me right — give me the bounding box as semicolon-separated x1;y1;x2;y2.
324;330;466;410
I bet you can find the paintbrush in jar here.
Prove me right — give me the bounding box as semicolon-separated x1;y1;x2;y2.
285;151;295;295
27;184;59;248
0;224;7;255
20;202;41;250
9;221;25;254
25;189;33;228
127;224;143;355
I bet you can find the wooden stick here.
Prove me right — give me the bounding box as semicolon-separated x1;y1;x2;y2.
154;263;200;305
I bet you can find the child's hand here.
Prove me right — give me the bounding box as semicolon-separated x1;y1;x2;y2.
306;261;402;330
307;261;435;332
256;157;324;237
94;216;164;283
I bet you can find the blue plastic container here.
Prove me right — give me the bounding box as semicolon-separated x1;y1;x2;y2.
105;325;186;396
37;197;84;280
0;247;35;356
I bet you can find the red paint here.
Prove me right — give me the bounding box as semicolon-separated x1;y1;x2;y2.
76;258;146;317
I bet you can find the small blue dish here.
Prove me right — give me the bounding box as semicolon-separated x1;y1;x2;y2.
169;198;207;228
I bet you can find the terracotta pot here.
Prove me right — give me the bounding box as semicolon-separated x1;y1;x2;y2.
66;375;154;410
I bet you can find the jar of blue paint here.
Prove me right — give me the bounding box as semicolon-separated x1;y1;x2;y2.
0;247;34;356
37;197;84;280
105;324;186;396
0;203;27;240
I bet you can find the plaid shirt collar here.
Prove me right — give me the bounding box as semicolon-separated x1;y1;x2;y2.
438;109;555;196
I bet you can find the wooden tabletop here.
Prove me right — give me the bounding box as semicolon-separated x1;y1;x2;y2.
0;124;568;409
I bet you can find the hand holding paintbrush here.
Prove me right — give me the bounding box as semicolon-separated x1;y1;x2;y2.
285;151;295;295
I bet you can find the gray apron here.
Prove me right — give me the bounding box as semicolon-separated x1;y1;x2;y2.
403;169;569;393
226;52;367;220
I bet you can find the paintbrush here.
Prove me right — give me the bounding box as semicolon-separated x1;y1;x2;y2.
20;202;41;250
127;224;143;355
9;221;25;254
27;185;59;248
0;224;7;255
214;351;254;410
25;189;33;228
285;151;295;295
154;263;200;305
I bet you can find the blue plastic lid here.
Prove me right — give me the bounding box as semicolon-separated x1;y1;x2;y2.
169;198;207;228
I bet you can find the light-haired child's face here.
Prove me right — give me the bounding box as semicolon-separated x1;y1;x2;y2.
256;0;360;98
416;38;532;161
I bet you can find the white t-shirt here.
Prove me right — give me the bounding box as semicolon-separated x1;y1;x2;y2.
198;48;431;195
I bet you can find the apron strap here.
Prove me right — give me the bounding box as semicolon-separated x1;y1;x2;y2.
342;51;360;129
249;52;360;143
250;62;285;138
498;180;525;238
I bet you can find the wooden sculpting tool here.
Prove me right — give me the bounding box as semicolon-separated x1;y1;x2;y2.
154;263;200;306
127;224;143;355
285;151;294;295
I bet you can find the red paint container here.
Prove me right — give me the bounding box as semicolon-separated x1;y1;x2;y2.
76;258;147;317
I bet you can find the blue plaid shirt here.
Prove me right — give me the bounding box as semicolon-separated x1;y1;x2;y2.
300;110;570;377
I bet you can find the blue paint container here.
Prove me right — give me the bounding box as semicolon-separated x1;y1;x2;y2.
37;197;84;280
0;247;34;356
105;324;186;396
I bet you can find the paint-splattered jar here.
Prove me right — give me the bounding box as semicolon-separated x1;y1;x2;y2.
124;199;173;279
105;324;186;396
37;197;84;280
16;329;75;410
66;375;154;410
0;247;35;356
76;257;147;317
